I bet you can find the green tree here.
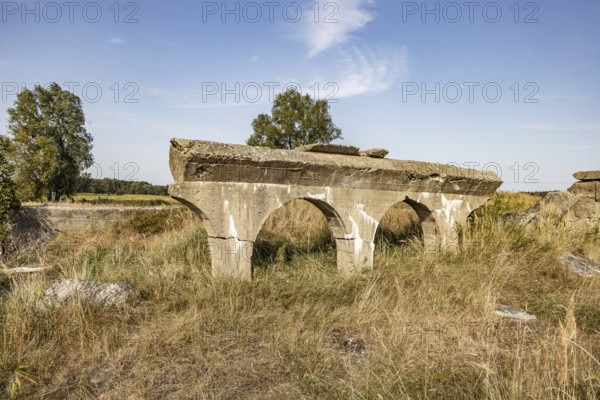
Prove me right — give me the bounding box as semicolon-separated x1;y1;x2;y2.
247;88;342;149
0;135;20;255
7;83;93;200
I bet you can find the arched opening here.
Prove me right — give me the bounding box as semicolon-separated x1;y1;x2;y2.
374;201;422;254
252;198;341;274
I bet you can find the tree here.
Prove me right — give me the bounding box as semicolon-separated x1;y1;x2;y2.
0;135;19;256
0;136;19;212
247;88;342;149
7;83;93;200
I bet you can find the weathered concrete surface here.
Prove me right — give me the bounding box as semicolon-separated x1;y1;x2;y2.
505;191;580;226
573;171;600;181
506;193;600;228
509;171;600;228
360;148;389;158
571;198;600;220
169;139;502;280
565;170;600;223
568;181;599;201
294;143;360;156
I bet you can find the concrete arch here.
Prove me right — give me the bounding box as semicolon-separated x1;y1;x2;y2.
300;197;347;238
251;197;354;275
373;200;423;247
238;186;348;243
251;197;346;268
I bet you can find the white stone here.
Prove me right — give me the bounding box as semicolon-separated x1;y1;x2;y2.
39;279;137;309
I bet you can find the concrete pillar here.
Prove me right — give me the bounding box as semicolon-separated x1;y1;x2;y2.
335;237;374;274
331;199;380;274
420;214;440;253
432;198;476;250
207;237;253;280
434;208;473;250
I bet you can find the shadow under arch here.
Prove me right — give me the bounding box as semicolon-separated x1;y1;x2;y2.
251;197;346;271
374;200;422;251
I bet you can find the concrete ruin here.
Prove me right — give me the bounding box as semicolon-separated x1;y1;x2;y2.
502;170;600;228
8;206;183;249
567;171;600;221
168;139;503;280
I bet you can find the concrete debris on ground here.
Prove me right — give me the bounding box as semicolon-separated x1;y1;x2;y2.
559;253;600;277
567;171;600;217
495;305;537;321
1;266;53;276
501;191;574;225
502;175;600;225
39;279;138;309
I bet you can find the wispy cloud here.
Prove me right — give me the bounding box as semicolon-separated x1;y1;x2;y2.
0;60;9;65
144;46;407;110
143;45;407;109
333;46;408;98
108;37;124;45
248;54;260;64
300;0;375;58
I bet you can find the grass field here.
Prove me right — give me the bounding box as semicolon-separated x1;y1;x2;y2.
1;192;600;399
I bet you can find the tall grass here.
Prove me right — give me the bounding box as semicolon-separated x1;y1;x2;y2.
1;193;599;399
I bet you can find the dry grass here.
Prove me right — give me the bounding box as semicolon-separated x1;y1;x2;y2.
1;192;600;399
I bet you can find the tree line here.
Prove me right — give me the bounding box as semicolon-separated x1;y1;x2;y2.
76;176;168;196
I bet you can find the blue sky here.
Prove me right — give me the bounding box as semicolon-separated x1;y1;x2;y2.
1;0;599;190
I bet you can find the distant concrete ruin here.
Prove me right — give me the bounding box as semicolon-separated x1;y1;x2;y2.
169;139;502;280
9;206;183;249
567;171;600;221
